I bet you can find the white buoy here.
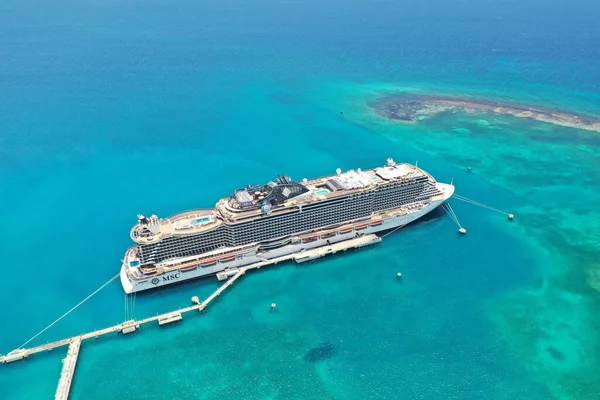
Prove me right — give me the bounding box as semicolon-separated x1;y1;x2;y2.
459;228;467;234
508;213;514;221
271;303;277;309
191;296;200;305
467;166;472;171
397;272;402;278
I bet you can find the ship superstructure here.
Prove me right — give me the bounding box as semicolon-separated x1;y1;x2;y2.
121;158;454;293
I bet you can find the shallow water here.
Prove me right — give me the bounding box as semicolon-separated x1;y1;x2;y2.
1;0;599;399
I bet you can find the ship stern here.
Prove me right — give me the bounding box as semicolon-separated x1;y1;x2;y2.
120;263;135;294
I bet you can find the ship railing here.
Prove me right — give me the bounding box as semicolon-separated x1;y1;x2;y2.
166;208;215;223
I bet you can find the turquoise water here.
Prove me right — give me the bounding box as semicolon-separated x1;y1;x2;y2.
1;0;599;399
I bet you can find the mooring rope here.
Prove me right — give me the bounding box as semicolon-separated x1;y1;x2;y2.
442;203;463;228
380;222;408;238
453;194;509;215
18;273;119;349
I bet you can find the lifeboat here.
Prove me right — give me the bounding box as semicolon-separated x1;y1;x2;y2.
338;227;353;234
301;236;318;243
141;269;157;276
199;259;216;267
219;254;236;262
355;223;369;230
370;220;383;227
320;231;336;239
179;262;198;272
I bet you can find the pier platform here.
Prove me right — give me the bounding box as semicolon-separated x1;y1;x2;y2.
55;338;81;400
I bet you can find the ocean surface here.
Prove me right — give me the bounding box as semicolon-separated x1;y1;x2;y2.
1;0;599;399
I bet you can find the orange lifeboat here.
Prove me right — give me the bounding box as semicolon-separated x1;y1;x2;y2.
180;263;197;272
301;236;318;243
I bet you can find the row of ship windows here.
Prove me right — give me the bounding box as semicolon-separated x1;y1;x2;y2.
374;194;422;203
243;205;370;229
143;195;417;251
141;187;432;259
375;193;422;203
141;196;408;257
146;207;370;257
232;211;370;243
376;192;422;203
155;203;370;246
142;206;372;260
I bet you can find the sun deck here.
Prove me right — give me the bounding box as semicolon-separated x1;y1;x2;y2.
217;162;427;221
130;209;222;244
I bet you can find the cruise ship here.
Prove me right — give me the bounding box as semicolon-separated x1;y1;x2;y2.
120;158;454;293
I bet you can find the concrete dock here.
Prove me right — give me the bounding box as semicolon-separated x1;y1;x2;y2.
55;338;81;400
1;234;381;397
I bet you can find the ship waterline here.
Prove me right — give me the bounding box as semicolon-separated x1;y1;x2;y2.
120;159;454;293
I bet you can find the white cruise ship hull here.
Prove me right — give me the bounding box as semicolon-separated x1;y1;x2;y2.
121;183;454;293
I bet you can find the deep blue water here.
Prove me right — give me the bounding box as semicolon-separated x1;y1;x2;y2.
1;1;599;399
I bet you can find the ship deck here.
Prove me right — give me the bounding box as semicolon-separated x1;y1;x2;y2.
130;162;428;244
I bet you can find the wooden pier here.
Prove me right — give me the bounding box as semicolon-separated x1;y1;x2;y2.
0;234;381;398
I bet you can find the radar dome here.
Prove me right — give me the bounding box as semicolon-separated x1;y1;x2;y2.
336;168;341;175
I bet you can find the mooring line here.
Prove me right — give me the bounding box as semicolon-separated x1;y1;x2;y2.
18;273;119;349
453;194;510;215
442;203;463;228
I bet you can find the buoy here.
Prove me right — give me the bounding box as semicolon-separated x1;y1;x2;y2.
459;227;467;234
271;303;277;309
397;272;402;278
508;213;514;221
340;110;344;114
467;166;472;171
191;296;200;304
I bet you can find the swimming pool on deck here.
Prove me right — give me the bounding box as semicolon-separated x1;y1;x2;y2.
192;216;212;225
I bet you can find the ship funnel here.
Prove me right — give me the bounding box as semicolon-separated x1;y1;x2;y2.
386;158;395;167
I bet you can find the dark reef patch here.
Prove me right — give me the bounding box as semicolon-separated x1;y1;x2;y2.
546;346;566;362
369;92;600;132
304;342;336;363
